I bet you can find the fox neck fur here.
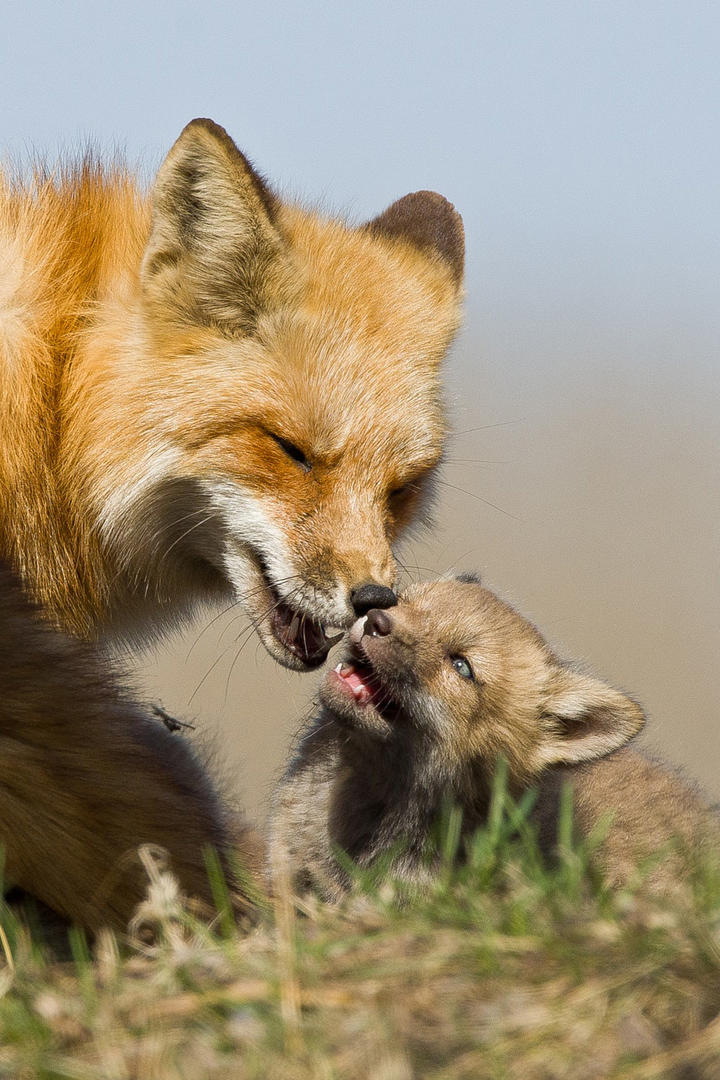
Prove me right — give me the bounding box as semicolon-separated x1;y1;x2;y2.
0;119;464;657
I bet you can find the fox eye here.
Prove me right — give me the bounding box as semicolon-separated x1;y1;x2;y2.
268;432;311;472
389;480;418;502
450;655;474;681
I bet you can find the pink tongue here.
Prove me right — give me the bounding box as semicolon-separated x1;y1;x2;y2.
339;665;374;704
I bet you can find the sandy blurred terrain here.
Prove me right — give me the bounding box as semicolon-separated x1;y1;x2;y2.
133;320;719;824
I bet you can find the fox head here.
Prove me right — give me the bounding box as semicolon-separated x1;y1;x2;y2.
323;576;645;785
77;120;464;664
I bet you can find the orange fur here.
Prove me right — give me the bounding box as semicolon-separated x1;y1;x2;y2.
0;160;149;632
0;120;463;928
0;120;464;655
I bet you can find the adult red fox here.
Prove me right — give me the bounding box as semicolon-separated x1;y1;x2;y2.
0;119;464;927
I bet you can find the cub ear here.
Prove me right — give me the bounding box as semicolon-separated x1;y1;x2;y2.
142;118;290;332
364;190;465;285
533;667;645;770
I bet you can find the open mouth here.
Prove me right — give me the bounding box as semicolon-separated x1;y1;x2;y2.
242;551;342;670
329;646;400;721
270;595;341;669
333;658;384;705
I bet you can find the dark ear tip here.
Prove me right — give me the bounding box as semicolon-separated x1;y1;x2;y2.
166;121;277;222
376;190;464;235
178;117;233;145
455;571;482;586
400;189;462;217
366;189;464;283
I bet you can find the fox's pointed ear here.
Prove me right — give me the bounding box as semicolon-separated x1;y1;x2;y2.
142;118;291;332
365;191;464;285
533;667;645;770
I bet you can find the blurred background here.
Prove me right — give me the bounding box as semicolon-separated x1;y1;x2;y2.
3;1;718;820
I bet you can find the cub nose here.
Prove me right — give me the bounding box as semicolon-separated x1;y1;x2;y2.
351;583;397;617
364;608;393;637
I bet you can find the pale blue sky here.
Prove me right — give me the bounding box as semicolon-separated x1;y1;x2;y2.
3;1;720;330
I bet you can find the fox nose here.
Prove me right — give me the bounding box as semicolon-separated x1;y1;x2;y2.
351;583;397;617
364;608;393;637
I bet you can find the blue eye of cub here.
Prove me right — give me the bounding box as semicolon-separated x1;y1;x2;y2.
450;655;474;680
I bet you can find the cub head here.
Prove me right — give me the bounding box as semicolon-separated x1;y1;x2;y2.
322;576;645;782
90;119;464;665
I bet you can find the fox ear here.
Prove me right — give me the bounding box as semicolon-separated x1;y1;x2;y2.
533;667;645;770
365;191;465;285
142;118;290;332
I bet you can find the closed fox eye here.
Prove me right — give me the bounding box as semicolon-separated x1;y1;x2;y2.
267;431;312;472
389;477;424;501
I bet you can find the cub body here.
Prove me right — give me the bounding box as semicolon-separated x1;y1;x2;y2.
270;577;716;898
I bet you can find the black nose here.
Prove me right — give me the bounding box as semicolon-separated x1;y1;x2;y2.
351;583;397;617
364;608;393;637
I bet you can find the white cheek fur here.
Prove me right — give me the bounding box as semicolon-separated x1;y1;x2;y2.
203;479;353;625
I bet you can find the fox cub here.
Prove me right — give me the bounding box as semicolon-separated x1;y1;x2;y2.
0;118;463;928
270;575;717;898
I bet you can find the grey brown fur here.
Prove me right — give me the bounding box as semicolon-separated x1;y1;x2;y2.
270;577;717;899
0;562;260;931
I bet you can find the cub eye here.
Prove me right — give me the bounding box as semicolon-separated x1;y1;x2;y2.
450;655;474;681
268;432;311;472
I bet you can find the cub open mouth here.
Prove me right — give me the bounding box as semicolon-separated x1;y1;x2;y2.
332;652;398;718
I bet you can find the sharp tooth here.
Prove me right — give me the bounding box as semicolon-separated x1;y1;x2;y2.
289;614;300;641
334;662;343;673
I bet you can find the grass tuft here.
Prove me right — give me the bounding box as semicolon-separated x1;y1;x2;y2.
1;783;719;1078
